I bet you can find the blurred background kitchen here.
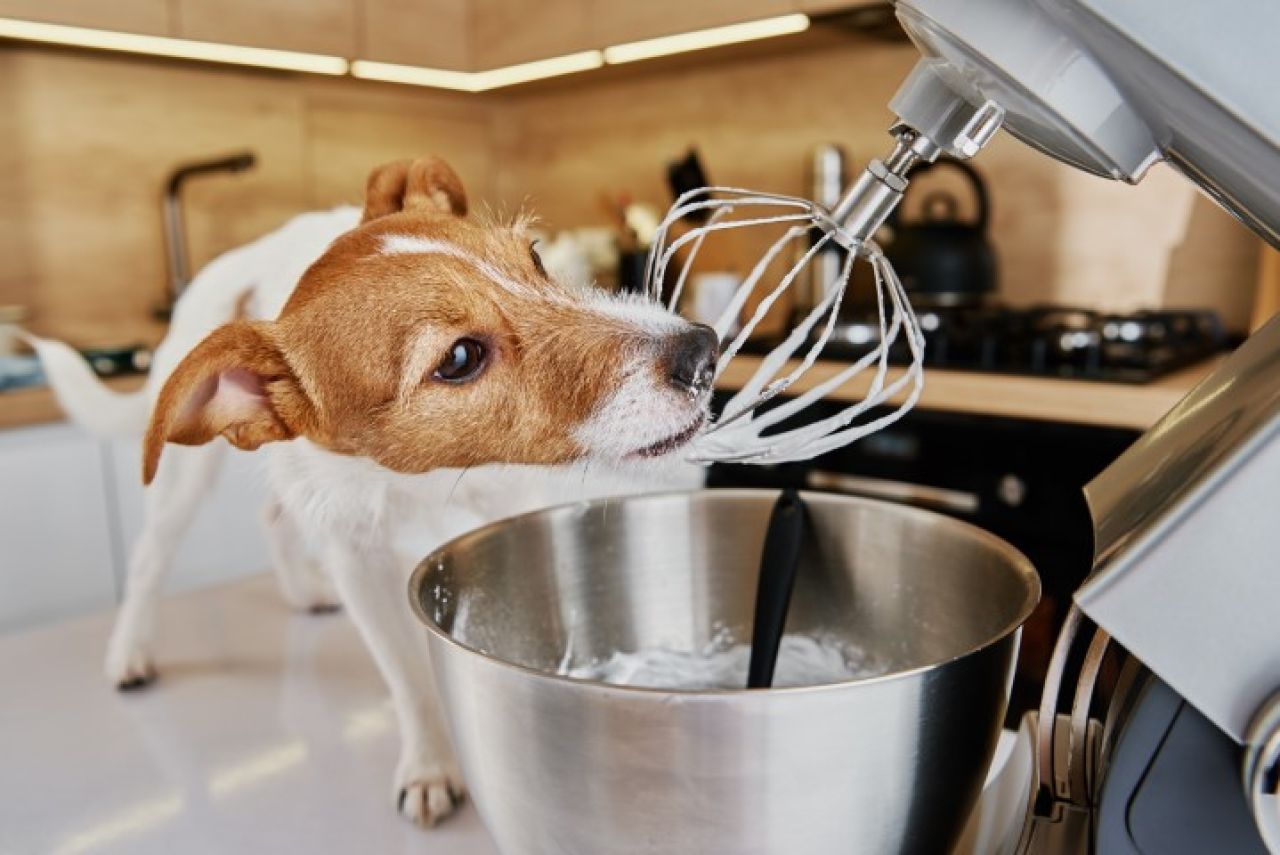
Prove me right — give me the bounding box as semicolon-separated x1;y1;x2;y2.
1;1;1278;849
5;0;1278;623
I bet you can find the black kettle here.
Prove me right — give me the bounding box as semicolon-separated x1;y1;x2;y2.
884;158;996;305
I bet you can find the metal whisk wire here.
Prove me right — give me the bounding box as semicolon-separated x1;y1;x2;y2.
645;185;926;465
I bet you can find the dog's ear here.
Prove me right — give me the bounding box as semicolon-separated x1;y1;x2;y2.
143;321;306;485
361;156;468;223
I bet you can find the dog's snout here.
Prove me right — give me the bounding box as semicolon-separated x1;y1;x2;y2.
665;323;718;394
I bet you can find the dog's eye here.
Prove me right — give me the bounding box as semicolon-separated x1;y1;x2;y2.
434;338;487;384
530;242;548;278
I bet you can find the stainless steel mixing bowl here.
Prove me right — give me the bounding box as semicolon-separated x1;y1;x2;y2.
410;489;1039;855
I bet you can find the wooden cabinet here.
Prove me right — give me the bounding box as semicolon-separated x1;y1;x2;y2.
471;0;593;68
0;0;171;36
0;0;861;76
173;0;359;57
795;0;870;13
0;0;850;74
0;422;272;633
469;0;805;68
0;0;361;56
0;424;118;633
588;0;795;47
362;0;471;70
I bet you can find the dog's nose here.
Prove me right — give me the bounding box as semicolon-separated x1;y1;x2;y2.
665;323;719;394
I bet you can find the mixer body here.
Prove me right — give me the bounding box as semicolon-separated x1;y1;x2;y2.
889;0;1280;247
867;1;1280;849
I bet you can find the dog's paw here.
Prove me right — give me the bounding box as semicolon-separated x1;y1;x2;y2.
105;646;157;691
395;764;466;827
277;570;343;614
293;583;342;615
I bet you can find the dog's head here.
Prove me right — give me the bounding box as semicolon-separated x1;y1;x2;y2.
142;155;718;484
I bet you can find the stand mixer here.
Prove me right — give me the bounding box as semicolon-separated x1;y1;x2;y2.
851;0;1280;851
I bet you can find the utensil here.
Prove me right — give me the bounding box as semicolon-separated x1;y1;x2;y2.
800;144;852;315
411;489;1040;855
746;488;808;689
616;248;648;294
666;148;711;224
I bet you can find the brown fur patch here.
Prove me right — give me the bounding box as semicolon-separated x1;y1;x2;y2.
361;157;467;224
143;321;314;483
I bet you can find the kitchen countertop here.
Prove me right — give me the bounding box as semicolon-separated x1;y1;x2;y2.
2;355;1222;434
716;354;1225;431
0;575;1026;854
0;574;498;854
0;375;146;431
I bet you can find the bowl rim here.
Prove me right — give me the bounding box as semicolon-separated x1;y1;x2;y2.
408;487;1041;697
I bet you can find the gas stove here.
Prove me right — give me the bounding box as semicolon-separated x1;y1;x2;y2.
790;305;1227;383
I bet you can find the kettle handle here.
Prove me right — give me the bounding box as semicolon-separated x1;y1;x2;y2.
887;157;990;232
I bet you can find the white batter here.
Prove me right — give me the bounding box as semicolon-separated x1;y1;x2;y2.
559;634;879;690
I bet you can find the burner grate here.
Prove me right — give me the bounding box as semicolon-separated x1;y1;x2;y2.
759;304;1228;383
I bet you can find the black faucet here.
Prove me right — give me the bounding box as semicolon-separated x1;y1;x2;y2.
158;152;257;317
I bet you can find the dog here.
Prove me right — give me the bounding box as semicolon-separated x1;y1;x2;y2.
31;155;716;826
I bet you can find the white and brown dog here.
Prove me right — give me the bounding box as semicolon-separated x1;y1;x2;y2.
32;155;715;826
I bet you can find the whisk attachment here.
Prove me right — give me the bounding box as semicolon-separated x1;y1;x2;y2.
645;133;934;465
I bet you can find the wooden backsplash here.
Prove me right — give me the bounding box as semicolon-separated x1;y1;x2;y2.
0;38;1263;346
0;47;496;346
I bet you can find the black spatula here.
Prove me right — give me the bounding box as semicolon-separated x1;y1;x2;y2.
746;489;809;689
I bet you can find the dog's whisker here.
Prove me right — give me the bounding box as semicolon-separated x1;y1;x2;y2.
446;467;471;505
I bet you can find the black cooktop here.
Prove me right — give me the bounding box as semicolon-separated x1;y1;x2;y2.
743;304;1228;384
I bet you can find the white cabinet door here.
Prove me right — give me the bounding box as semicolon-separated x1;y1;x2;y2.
0;424;118;633
109;440;272;594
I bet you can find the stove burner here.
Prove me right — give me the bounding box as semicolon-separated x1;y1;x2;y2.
799;304;1225;383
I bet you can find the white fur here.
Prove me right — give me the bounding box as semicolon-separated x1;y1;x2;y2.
585;290;690;337
574;291;713;460
574;363;707;460
36;206;704;829
381;234;539;298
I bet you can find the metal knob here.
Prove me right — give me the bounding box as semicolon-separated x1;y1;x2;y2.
997;474;1027;507
1245;693;1280;853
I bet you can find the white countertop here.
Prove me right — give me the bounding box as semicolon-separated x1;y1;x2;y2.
0;575;497;855
0;576;1037;854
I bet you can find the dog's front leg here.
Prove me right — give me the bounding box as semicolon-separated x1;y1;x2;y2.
106;443;224;689
262;496;341;613
324;534;465;827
